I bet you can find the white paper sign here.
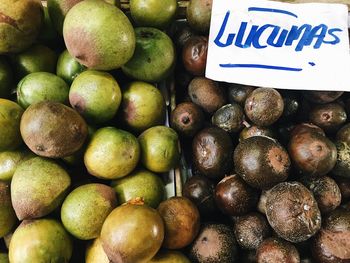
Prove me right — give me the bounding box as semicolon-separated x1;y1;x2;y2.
206;0;350;91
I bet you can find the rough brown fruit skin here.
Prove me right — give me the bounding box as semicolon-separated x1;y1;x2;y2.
188;77;226;114
211;103;245;133
234;136;290;189
0;182;16;238
239;125;276;142
100;204;164;263
309;103;347;133
336;123;350;145
158;197;200;249
189;223;238;263
20;101;88;158
244;88;284;126
182;36;208;76
192;127;233;180
0;0;43;53
312;209;350;263
11;157;71;220
332;141;350;178
266;182;322;243
186;0;212;33
256;237;300;263
303;90;344;104
288;131;337;176
302;176;341;214
170;102;204;137
233;212;271;250
227;84;255;106
290;122;325;138
215;174;258;216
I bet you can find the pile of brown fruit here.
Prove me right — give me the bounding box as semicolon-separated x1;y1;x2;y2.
0;0;350;262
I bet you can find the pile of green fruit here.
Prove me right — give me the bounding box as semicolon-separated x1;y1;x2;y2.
1;0;350;262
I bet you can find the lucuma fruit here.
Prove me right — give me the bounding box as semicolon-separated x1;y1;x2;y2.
9;219;73;263
0;182;17;238
11;157;71;220
0;99;23;151
56;49;86;84
17;72;69;109
69;70;122;124
61;183;117;240
85;238;109;263
63;0;135;70
0;0;43;53
0;150;34;182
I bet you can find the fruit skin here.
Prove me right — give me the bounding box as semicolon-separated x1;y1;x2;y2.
84;127;140;179
17;72;69;109
332;141;350;178
139;126;180;173
192;127;233;179
56;49;86;85
0;253;9;263
0;99;23;151
266;182;321;243
186;0;212;33
0;150;34;182
0;182;16;238
189;223;238;263
158;197;200;249
212;103;244;133
9;219;73;263
256;237;300;263
244;87;284;126
312;209;350;263
20;101;88;158
0;0;43;53
63;0;135;70
111;169;165;208
69;70;122;124
122;27;175;82
303;90;344;104
0;57;13;98
85;238;109;263
148;250;191;263
188;77;226;114
61;183;117;240
130;0;178;29
234;136;290;189
10;44;57;80
182;36;208;76
288;130;337;176
120;81;165;133
100;203;164;263
11;157;71;220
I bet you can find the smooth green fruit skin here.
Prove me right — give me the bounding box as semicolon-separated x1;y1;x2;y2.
11;44;57;80
9;219;72;263
0;150;34;182
17;72;69;109
0;58;13;99
56;49;86;84
139;126;180;173
63;0;135;70
61;183;117;240
101;204;164;263
0;182;16;238
112;169;165;208
149;250;191;263
11;157;71;220
130;0;177;29
0;99;23;151
85;238;109;263
69;70;121;124
0;253;9;263
122;27;175;82
84;127;140;180
121;81;165;132
0;0;43;53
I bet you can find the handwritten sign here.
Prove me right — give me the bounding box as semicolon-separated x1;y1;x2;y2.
206;0;350;91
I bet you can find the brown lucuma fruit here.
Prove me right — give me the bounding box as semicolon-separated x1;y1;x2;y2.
266;181;321;243
20;101;88;158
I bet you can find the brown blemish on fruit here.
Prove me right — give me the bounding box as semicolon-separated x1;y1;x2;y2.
70;93;86;114
95;184;117;208
268;146;290;174
65;27;101;68
0;12;20;30
62;0;83;13
317;230;350;259
123;100;136;122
